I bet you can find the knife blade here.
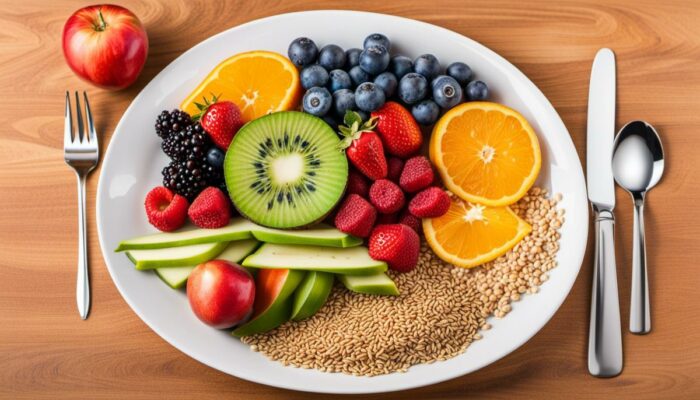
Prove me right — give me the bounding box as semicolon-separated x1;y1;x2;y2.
587;48;623;378
587;48;616;210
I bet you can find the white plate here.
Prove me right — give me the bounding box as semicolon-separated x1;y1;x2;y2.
97;10;588;394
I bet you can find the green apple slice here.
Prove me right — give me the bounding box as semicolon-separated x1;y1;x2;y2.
251;223;362;248
242;243;387;275
291;271;334;321
155;239;260;289
339;272;399;296
115;219;256;251
233;269;305;337
126;242;228;270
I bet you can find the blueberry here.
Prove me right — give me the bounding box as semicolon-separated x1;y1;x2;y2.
355;82;386;112
374;72;398;98
398;72;428;104
446;62;473;86
413;54;441;81
318;44;346;71
411;100;440;125
303;87;332;116
363;33;391;51
300;65;329;90
345;48;362;69
322;115;339;131
332;89;356;117
389;55;413;80
327;69;352;93
348;65;371;87
431;75;463;109
359;45;390;75
288;37;318;67
206;147;225;168
466;80;489;101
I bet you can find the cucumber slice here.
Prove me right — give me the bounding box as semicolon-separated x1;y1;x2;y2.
339;272;399;296
155;239;259;289
242;243;387;275
126;242;228;270
291;271;333;321
251;223;362;248
116;219;256;251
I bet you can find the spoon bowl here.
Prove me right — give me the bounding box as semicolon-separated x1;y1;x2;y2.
612;120;665;334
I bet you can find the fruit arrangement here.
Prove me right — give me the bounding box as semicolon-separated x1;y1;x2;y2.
118;34;543;339
289;34;489;127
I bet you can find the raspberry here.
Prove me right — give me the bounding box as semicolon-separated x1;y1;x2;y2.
346;170;370;198
399;156;434;193
369;179;405;214
409;187;450;218
369;224;420;272
334;194;377;238
144;186;189;232
188;187;231;228
398;210;422;233
387;157;404;182
377;212;398;225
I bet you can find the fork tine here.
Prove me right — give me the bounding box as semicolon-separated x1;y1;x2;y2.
64;92;73;146
74;91;85;143
83;92;97;147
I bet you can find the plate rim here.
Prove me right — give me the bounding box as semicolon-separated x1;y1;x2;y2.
96;9;588;394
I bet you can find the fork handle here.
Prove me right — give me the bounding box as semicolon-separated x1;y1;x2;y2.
76;173;90;320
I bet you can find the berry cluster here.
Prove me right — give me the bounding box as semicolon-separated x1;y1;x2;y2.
288;33;489;129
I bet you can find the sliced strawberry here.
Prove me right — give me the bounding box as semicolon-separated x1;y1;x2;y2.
400;156;434;193
409;187;450;218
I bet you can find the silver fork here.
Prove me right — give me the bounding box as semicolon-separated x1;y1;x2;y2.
64;91;99;320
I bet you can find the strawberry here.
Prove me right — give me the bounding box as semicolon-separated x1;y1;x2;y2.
334;194;377;238
338;111;387;180
369;179;405;214
194;94;243;150
386;156;404;182
346;169;370;198
188;187;232;228
398;210;422;233
409;187;450;218
371;101;423;158
144;186;189;232
369;224;420;272
400;156;434;193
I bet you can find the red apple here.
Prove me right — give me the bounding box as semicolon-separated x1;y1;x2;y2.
187;260;255;329
62;4;148;90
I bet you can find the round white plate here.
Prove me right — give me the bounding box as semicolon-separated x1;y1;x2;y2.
97;10;588;394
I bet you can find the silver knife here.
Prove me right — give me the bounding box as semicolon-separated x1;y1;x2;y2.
587;48;623;378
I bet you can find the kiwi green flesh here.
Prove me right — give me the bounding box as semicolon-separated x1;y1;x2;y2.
225;111;348;229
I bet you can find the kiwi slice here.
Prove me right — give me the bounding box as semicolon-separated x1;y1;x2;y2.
225;111;348;229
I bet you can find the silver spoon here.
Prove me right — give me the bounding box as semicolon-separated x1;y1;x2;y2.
612;120;665;335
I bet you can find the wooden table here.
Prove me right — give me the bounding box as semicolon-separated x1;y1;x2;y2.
2;0;699;398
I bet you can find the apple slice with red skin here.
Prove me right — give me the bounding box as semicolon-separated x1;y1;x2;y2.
232;268;305;337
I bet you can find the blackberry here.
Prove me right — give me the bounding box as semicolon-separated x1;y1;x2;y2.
162;147;226;201
155;109;192;139
161;123;210;162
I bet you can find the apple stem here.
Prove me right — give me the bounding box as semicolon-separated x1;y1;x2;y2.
96;8;107;31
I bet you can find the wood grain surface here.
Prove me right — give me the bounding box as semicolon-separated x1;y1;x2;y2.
1;0;699;398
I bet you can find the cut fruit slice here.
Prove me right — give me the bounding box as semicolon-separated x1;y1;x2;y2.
430;102;541;206
242;243;387;275
339;272;399;296
423;195;531;268
115;219;256;251
155;239;260;289
180;51;301;123
291;271;333;321
232;268;305;337
125;242;228;270
252;223;362;248
225;111;348;228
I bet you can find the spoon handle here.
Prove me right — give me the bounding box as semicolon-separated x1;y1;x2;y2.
630;196;651;334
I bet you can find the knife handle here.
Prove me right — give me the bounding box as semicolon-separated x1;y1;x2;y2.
588;209;623;377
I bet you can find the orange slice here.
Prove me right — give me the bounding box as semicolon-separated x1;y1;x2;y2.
423;195;531;268
430;102;541;206
180;51;301;122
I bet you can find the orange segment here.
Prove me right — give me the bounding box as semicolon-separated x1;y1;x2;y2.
430;102;541;206
423;195;531;268
180;51;301;122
